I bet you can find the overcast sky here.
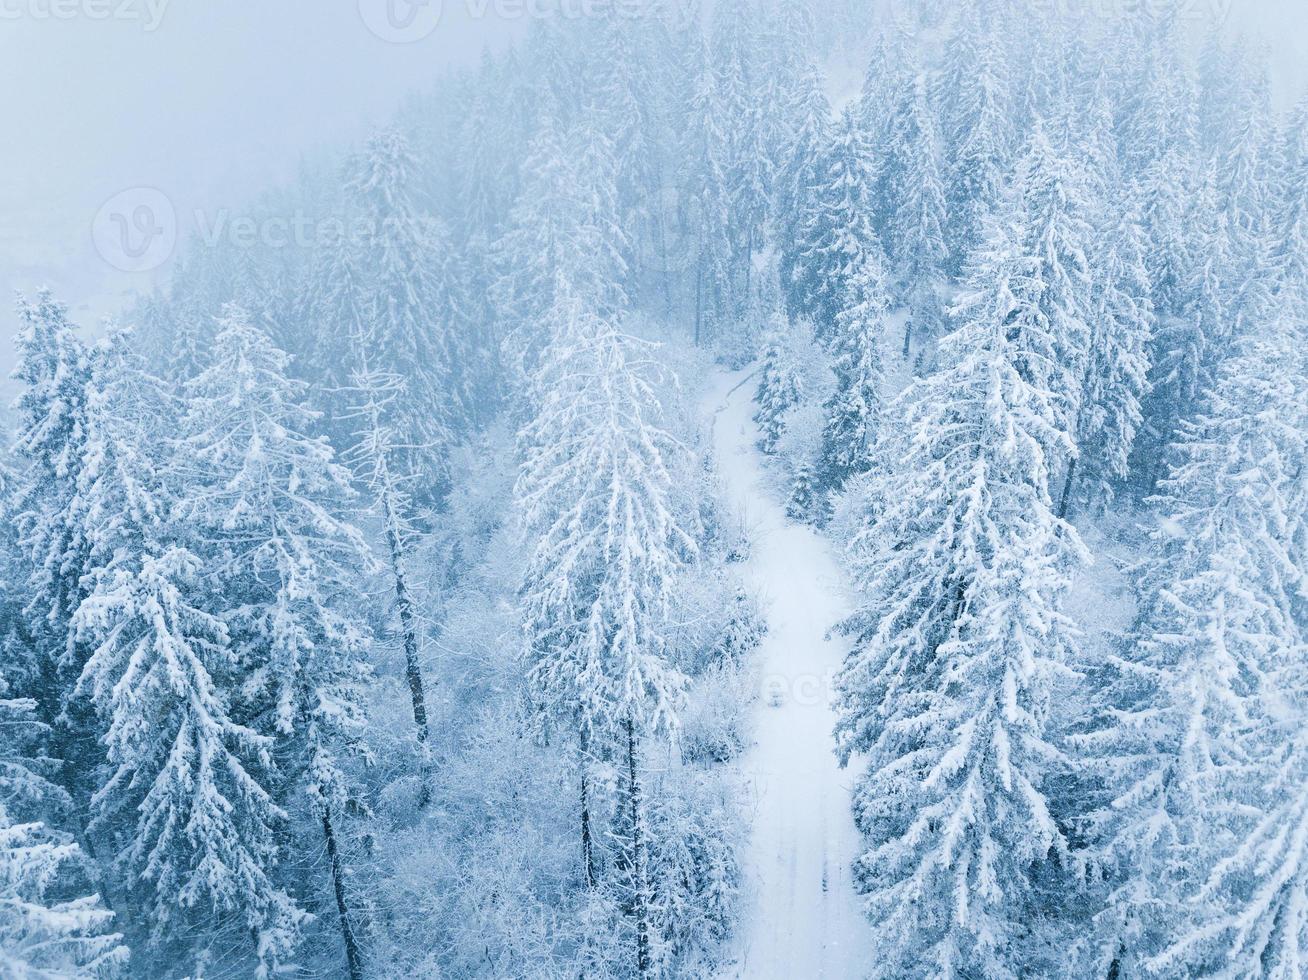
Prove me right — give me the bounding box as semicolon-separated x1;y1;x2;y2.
1;0;1305;393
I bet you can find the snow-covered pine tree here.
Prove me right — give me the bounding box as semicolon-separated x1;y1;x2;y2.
752;321;803;456
517;275;696;972
997;119;1097;481
1135;166;1230;488
569;112;634;322
858;37;899;232
713;3;772;306
792;108;878;339
834;206;1087;979
1136;146;1196;323
66;328;300;971
1272;98;1308;316
1061;196;1153;515
349;129;465;496
298;211;370;435
1217;82;1279;348
936;0;1013;272
889;73;949;354
1071;324;1308;978
775;58;832;321
76;546;303;970
682;36;734;347
0;677;126;978
593;18;663;294
1115;8;1194;183
175;306;375;979
493;108;631;389
8;291;97;800
818;248;887;491
785;462;826;525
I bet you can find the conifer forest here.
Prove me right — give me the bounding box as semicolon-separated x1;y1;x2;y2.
3;0;1308;976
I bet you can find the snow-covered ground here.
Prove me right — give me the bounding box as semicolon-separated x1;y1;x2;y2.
704;368;874;979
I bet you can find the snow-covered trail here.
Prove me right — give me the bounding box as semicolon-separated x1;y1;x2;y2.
704;368;873;979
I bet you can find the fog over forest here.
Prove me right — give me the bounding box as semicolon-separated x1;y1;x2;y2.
3;1;1308;977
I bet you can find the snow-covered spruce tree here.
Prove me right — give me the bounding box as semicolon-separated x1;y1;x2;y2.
1216;79;1278;345
0;679;127;978
592;17;664;294
297;212;371;435
569;113;634;321
682;36;734;348
1135;167;1230;488
889;72;949;355
1272;99;1308;316
516;275;696;975
785;462;826;525
775;57;832;321
817;249;887;492
936;0;1013;273
1070;325;1308;978
834;207;1087;979
8;291;97;799
1024;119;1096;395
76;547;302;971
752;320;804;456
713;3;773;306
1136;146;1196;323
1155;590;1308;980
792;107;878;339
175;306;375;979
348;129;466;495
67;330;302;971
1060;196;1153;516
493;108;631;390
1115;8;1194;183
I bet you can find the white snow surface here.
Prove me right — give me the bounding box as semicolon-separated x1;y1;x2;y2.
705;367;874;979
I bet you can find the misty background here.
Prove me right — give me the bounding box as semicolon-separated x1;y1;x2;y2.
1;0;1305;399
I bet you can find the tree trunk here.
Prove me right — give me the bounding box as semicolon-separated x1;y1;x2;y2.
579;726;595;888
625;717;650;977
322;805;364;980
381;486;433;809
384;492;429;746
1057;456;1078;521
901;318;913;358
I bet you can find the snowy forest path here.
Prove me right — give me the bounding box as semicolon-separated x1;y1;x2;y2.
704;367;873;979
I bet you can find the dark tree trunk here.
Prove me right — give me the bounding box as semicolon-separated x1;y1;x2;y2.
579;726;595;888
1057;456;1078;521
382;489;432;808
902;318;913;358
625;717;650;977
322;806;364;980
385;497;429;743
